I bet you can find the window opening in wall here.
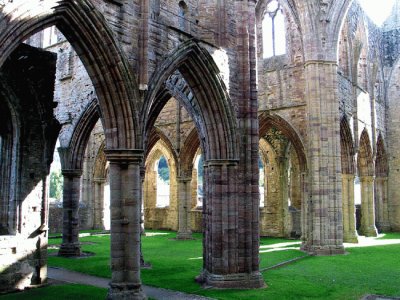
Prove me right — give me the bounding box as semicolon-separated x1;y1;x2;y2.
178;1;188;31
49;140;63;204
104;167;110;231
194;154;203;207
155;155;170;207
262;0;286;58
259;155;265;207
42;26;58;48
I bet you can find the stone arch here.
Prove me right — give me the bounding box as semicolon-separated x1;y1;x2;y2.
0;0;139;149
375;133;390;232
59;99;100;171
340;117;355;174
357;128;377;236
340;116;358;242
259;112;307;172
142;40;238;161
358;129;374;176
144;139;178;230
179;126;201;177
0;79;21;234
145;127;178;166
375;134;388;177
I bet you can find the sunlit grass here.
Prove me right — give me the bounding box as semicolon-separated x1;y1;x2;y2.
45;230;400;299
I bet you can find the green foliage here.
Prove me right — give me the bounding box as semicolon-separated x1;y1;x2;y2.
0;284;107;300
46;231;400;300
157;156;169;183
49;170;63;199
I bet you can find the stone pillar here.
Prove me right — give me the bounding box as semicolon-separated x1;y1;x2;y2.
93;178;106;230
177;176;192;239
105;149;145;300
359;175;378;237
342;174;358;243
58;169;82;257
199;160;264;289
301;61;345;255
375;177;390;232
279;157;290;237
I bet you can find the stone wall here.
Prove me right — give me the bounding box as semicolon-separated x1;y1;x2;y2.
0;44;58;291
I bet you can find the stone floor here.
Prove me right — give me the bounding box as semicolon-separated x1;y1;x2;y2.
48;267;214;300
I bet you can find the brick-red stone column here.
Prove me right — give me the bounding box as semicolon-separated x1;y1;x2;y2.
177;176;192;239
199;160;264;288
58;169;82;257
301;61;345;255
104;149;145;300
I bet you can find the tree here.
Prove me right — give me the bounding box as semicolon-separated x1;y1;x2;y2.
50;170;63;199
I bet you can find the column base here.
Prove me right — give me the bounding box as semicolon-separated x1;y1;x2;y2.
343;232;359;243
107;283;146;300
176;231;193;240
301;243;345;255
196;270;266;289
359;226;378;237
375;222;391;233
58;243;81;257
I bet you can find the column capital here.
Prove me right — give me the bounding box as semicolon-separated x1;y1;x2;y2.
177;176;192;182
304;60;338;68
360;175;375;183
342;173;355;180
204;159;239;167
104;149;144;163
93;177;106;183
61;169;82;177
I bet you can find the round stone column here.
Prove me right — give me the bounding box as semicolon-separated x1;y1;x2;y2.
58;169;82;257
342;174;358;243
359;175;378;237
177;176;193;239
105;149;146;300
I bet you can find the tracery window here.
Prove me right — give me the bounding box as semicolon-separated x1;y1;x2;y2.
262;0;286;58
155;155;170;207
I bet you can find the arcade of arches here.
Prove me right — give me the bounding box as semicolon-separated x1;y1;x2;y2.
1;0;400;298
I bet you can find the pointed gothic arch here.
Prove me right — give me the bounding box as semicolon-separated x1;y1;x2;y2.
142;40;239;161
340;117;355;174
179;126;201;177
358;129;374;176
59;99;100;170
0;0;139;149
259;112;307;172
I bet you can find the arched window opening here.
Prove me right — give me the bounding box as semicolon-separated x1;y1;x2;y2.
155;155;170;207
194;154;203;207
259;155;265;207
42;26;58;48
287;156;292;207
178;1;188;31
103;165;110;230
262;0;286;58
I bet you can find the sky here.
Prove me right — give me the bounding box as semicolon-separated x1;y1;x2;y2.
357;0;396;26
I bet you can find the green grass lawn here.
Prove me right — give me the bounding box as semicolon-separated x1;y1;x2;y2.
0;284;107;300
45;231;400;299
